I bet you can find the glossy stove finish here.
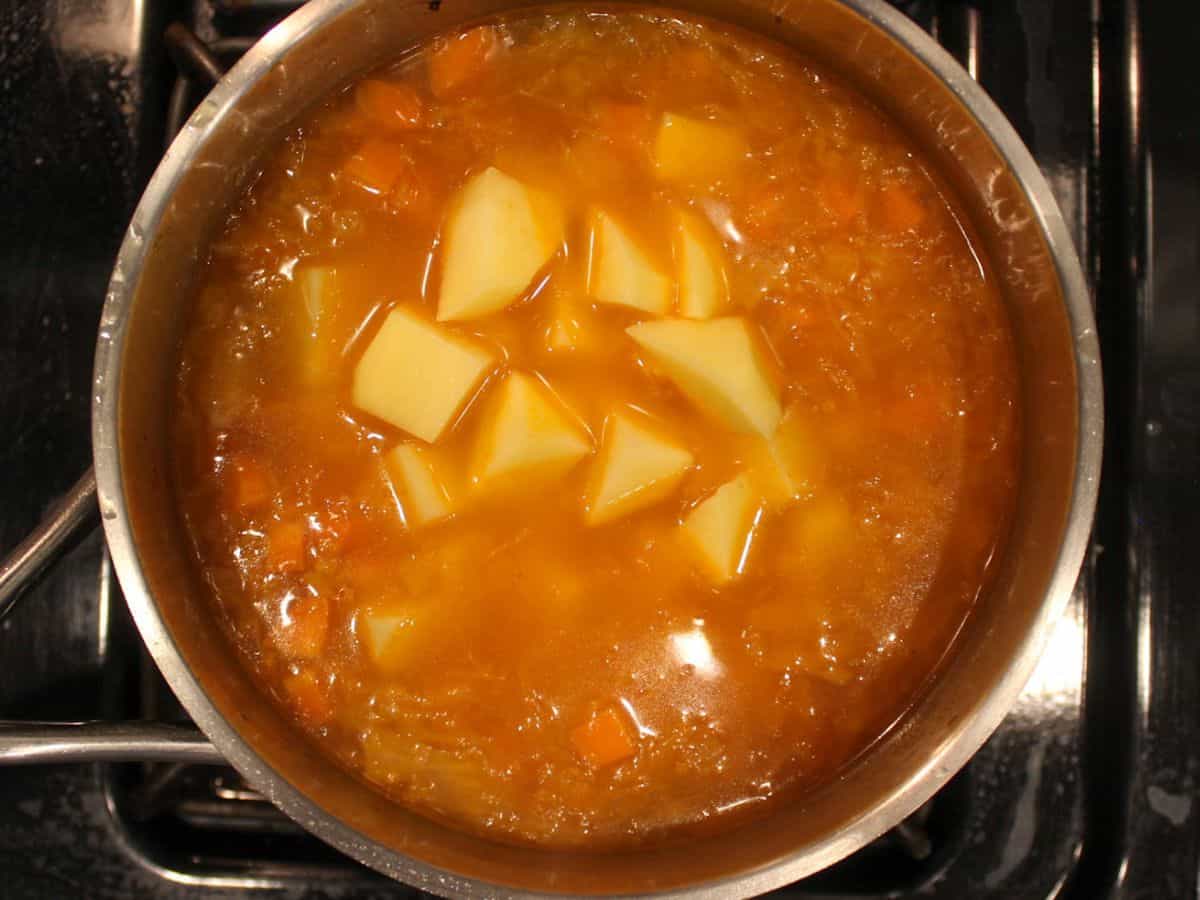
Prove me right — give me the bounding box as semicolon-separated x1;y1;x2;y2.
0;0;1194;897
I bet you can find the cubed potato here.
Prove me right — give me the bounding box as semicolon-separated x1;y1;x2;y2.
680;473;762;585
584;410;694;525
794;493;856;559
654;112;748;184
587;209;672;316
361;609;421;671
385;443;456;527
437;167;564;321
743;407;821;509
351;307;496;443
295;265;345;380
470;371;592;492
626;317;782;438
674;211;729;319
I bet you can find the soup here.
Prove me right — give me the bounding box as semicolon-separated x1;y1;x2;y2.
172;9;1018;848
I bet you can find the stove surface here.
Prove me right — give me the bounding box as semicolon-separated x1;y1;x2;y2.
0;1;1194;898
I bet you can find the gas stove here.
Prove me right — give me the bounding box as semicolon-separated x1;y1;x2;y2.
0;1;1195;897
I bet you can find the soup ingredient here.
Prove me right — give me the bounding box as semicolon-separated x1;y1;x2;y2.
362;610;422;671
469;371;592;492
386;443;455;527
175;9;1019;851
626;317;782;437
681;473;762;583
351;307;496;442
584;409;694;525
654;112;748;183
437;167;564;321
543;290;593;353
744;410;819;510
354;79;424;129
429;25;500;97
342;138;414;196
674;211;729;319
571;706;637;768
284;671;333;724
294;265;347;380
275;590;331;660
264;517;308;573
226;457;271;512
587;209;673;315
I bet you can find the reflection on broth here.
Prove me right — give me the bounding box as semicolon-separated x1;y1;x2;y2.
171;9;1019;848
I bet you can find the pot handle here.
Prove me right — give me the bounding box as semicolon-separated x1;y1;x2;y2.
0;468;100;622
0;721;222;765
0;473;224;766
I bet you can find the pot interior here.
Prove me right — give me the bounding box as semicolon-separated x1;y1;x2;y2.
105;0;1095;894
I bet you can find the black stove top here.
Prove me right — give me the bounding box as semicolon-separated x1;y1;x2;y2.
1;1;1196;897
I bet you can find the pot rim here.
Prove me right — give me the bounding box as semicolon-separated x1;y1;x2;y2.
92;0;1102;896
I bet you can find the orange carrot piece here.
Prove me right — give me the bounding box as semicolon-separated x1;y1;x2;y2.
571;706;636;769
743;185;787;239
879;184;927;231
429;25;499;98
354;79;424;130
266;517;308;573
278;592;330;660
226;457;272;512
310;505;355;557
283;670;332;724
823;178;864;224
888;386;948;433
342;139;412;195
594;101;653;153
672;46;728;92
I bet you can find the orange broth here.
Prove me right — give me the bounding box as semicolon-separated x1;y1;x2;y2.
171;10;1019;848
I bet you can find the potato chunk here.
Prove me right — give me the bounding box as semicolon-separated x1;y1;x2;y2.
437;167;564;322
470;372;592;492
294;264;345;380
361;610;421;671
743;408;820;510
654;112;748;184
587;209;672;316
626;317;782;438
386;443;456;527
681;474;762;585
675;211;729;319
584;410;694;525
352;307;495;443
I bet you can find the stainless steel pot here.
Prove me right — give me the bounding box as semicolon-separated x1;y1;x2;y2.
0;0;1101;895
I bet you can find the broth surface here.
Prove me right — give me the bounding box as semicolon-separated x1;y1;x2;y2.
172;10;1019;848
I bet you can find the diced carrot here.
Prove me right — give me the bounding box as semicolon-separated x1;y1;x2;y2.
266;517;308;573
354;79;424;130
429;25;500;98
310;504;355;557
277;591;330;659
226;457;272;512
342;139;413;196
823;177;864;224
283;670;332;724
743;185;787;240
887;386;948;433
594;101;653;154
672;46;726;91
571;706;636;769
879;184;927;231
